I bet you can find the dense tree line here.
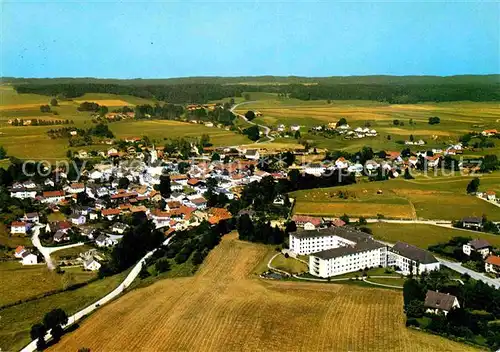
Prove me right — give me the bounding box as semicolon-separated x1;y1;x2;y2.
237;213;286;245
14;83;253;104
135;103;184;119
14;81;499;104
99;213;164;277
287;84;500;103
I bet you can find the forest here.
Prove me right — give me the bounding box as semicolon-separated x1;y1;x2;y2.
13;80;500;104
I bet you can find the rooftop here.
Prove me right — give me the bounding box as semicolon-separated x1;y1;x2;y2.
391;241;438;264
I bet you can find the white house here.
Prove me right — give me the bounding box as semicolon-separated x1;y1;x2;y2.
304;163;325;176
21;252;38;265
41;191;65;204
10;187;37;200
388;242;440;276
22;212;40;223
463;239;491;259
462;217;483;230
83;258;102;271
485;191;497;201
335;157;349;169
485;255;500;275
70;214;86;226
290;125;300;132
424;290;460;316
67;183;85;194
11;221;27;235
245;149;260;160
95;234;117;247
111;222;128;234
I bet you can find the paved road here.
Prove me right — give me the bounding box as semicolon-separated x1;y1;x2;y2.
439;259;500;289
21;236;174;352
477;195;500;208
230;102;274;143
31;225;84;270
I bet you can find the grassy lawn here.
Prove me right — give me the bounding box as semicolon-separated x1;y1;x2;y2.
271;253;309;274
0;261;95;307
366;277;406;287
368;223;500;249
47;212;67;222
0;224;31;249
0;270;127;352
291;174;500;220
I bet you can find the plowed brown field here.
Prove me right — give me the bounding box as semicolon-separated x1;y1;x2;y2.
50;233;478;352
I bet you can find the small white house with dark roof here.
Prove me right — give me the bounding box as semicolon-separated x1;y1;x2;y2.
463;239;491;258
424;290;460;316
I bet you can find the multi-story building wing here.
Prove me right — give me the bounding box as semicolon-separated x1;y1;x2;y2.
388;241;440;275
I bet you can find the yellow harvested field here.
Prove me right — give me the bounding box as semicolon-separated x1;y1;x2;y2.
379;127;456;136
74;99;130;106
50;234;476;352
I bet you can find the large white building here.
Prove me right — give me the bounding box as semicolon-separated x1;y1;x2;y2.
290;227;388;278
388;241;440;276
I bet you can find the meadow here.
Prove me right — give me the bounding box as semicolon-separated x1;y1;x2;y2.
0;86;251;160
0;271;128;351
0;262;95;307
235;98;500;154
368;223;500;249
49;233;477;352
291;173;500;220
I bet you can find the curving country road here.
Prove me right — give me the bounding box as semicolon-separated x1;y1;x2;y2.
21;236;175;352
230;101;274;143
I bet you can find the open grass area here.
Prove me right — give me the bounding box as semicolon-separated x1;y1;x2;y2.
368;223;500;249
0;224;31;249
0;262;95;307
0;270;127;351
235;99;500;153
291;174;500;220
271;253;309;274
49;233;478;352
110;120;251;146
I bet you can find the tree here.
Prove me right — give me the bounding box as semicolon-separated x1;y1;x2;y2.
428;116;441;125
244;110;256;121
40;104;51;113
159;175;171;198
404;168;414;179
0;146;7;159
406;299;425;318
294;130;301;139
243;125;260;141
340;214;350;224
393;119;400;126
243;93;251;101
409;134;414;142
50;98;58;106
466;177;480;194
98;105;109;116
138;263;150;279
336;118;348;127
43;308;68;341
211;152;220;161
200;134;211;147
155;258;171;273
118;177;130;189
30;323;47;351
358;216;367;225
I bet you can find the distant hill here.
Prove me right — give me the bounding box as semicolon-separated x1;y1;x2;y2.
2;74;499;86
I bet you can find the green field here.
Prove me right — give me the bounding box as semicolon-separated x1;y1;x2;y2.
271;253;309;274
235;98;500;154
0;262;95;307
0;270;127;352
110;120;250;146
0;86;251;160
291;173;500;220
368;222;500;249
52;244;96;261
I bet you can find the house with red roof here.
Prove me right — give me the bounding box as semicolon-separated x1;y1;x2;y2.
485;255;500;275
291;215;322;230
11;221;27;235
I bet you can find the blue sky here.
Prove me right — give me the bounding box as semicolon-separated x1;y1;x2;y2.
2;1;499;78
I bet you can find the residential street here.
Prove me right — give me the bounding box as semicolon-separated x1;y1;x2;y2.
21;236;174;352
230;102;274;143
439;259;500;289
